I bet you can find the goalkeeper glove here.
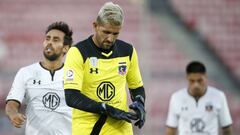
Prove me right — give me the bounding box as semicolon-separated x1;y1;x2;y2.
129;95;145;128
101;103;138;123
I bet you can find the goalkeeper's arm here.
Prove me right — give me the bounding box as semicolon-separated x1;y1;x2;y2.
129;86;146;128
65;89;137;122
129;86;145;102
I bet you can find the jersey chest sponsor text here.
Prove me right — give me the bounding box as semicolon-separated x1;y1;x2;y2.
96;81;115;101
26;79;63;110
42;92;61;110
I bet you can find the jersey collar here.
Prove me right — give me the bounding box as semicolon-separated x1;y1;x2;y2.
39;62;64;72
39;62;64;81
187;87;208;100
88;35;116;58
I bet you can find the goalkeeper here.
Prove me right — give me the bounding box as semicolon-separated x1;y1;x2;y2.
64;2;146;135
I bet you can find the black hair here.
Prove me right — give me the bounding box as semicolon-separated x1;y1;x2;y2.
46;21;73;46
186;61;206;74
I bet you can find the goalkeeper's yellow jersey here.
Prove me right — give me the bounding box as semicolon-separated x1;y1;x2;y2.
64;36;144;135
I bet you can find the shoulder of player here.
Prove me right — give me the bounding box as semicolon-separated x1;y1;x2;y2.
207;86;226;98
173;88;187;95
18;62;39;73
115;39;132;47
72;38;93;62
73;39;89;53
114;39;135;59
13;63;40;79
115;39;133;51
171;88;187;100
74;38;89;47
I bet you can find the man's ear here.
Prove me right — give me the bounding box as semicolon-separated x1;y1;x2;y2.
93;22;98;32
63;45;70;55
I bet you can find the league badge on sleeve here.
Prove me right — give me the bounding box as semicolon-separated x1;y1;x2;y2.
66;69;74;80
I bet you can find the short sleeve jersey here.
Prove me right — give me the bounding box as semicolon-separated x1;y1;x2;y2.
166;86;232;135
6;63;72;135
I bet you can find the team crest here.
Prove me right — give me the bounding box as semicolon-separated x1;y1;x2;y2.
118;65;127;75
205;103;213;112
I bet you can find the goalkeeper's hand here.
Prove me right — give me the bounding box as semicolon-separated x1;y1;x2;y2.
101;103;138;123
129;95;145;128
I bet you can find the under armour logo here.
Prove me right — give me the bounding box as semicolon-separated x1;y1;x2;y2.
33;80;41;85
90;68;98;74
181;106;188;111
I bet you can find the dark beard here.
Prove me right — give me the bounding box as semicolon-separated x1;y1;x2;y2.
43;52;60;61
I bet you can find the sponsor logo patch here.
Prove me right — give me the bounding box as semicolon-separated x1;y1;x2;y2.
66;69;74;80
42;92;60;110
97;82;115;101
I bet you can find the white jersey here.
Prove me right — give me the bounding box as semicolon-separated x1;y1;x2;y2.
6;62;72;135
166;86;232;135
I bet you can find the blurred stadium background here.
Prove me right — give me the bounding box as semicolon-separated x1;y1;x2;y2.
0;0;239;134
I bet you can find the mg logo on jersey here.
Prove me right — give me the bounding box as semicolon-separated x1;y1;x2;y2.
97;82;115;101
42;92;60;110
190;118;205;133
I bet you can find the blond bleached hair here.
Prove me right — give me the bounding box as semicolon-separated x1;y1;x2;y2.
96;2;124;26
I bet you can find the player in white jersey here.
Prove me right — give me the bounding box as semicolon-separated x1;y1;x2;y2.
166;61;233;135
5;21;73;135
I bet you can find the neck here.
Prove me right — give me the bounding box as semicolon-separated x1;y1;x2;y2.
188;88;207;99
92;35;100;48
91;36;113;53
41;58;63;72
